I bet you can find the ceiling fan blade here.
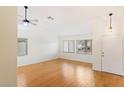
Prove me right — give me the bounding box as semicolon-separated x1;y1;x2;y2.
29;19;39;22
29;21;37;26
18;6;38;26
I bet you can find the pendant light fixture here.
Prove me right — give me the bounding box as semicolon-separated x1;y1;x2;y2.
108;13;113;32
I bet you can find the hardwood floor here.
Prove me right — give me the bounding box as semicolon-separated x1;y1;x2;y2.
17;59;124;87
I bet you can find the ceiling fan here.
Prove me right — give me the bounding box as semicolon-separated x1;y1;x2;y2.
19;6;38;26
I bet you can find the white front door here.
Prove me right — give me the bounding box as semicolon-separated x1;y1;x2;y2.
101;36;123;75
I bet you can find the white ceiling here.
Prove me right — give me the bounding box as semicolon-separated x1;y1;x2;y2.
18;6;123;21
18;6;124;36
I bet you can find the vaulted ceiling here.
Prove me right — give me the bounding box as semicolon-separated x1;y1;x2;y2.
18;6;124;37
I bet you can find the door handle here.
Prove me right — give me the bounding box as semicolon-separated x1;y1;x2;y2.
101;52;104;57
101;55;104;57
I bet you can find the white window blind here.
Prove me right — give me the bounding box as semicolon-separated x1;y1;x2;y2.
63;40;75;53
63;40;68;52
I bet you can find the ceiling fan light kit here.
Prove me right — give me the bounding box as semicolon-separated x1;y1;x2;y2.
23;21;28;26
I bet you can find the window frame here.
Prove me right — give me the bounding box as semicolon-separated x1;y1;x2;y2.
63;40;75;53
18;38;28;56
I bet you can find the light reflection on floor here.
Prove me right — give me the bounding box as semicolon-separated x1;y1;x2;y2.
17;59;124;87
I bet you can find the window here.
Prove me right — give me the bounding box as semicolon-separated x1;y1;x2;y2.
76;40;92;54
68;40;75;53
63;40;68;52
18;38;28;56
63;40;75;53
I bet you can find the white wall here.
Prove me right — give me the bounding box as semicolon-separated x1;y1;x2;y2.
59;7;124;71
121;9;124;75
92;10;123;71
0;7;17;86
17;7;59;66
17;24;59;66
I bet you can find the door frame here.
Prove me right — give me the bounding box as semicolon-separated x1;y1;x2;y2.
100;35;123;76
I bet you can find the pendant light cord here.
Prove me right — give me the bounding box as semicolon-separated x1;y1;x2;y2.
109;13;112;28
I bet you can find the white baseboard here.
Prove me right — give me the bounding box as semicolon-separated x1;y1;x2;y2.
60;57;93;64
17;57;59;67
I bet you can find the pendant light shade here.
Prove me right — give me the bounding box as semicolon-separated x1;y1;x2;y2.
108;13;113;32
